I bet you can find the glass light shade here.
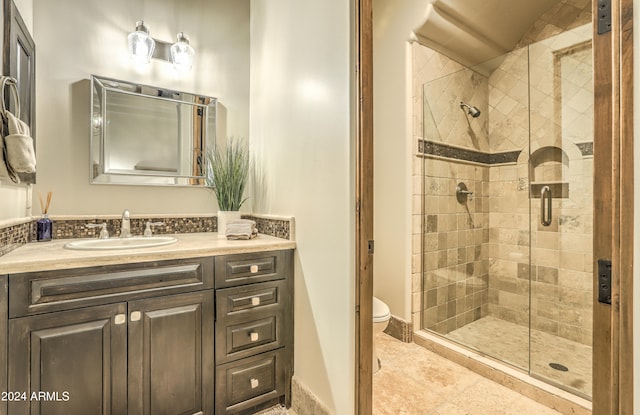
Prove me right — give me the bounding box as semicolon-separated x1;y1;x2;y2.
128;21;155;64
170;32;195;71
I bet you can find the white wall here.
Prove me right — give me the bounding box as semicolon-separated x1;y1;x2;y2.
31;0;249;215
249;0;355;413
372;0;431;321
0;0;32;221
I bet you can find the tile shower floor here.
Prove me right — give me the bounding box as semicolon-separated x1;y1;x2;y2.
446;316;591;397
373;332;566;415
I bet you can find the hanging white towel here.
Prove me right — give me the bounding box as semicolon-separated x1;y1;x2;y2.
4;110;35;173
0;134;18;182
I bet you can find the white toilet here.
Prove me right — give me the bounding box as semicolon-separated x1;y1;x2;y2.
373;296;391;373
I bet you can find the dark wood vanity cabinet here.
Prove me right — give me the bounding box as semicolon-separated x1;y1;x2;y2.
6;257;215;415
214;250;294;414
127;291;214;415
0;249;293;415
8;302;129;415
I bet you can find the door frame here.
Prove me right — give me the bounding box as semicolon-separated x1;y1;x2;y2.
354;0;374;414
592;0;634;413
356;0;634;414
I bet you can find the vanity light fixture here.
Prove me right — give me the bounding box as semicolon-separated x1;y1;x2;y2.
128;21;155;64
128;21;195;71
170;32;195;71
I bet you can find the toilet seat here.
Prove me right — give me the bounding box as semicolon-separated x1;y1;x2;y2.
373;297;391;323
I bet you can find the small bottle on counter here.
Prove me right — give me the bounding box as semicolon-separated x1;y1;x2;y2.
37;214;52;242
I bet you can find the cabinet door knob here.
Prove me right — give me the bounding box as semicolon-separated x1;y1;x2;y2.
130;311;141;322
250;378;259;389
251;297;261;306
250;332;259;342
114;314;126;325
250;265;259;273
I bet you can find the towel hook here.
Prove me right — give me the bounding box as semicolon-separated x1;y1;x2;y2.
0;76;20;119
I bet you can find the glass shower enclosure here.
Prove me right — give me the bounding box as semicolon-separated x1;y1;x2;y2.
420;23;593;399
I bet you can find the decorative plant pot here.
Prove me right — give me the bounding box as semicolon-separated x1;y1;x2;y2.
217;211;242;238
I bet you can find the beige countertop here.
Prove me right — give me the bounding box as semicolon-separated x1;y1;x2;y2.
0;233;296;274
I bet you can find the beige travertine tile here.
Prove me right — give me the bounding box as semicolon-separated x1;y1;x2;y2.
443;316;591;397
373;332;569;415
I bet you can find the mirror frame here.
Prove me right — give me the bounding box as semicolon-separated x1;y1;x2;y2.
3;0;36;185
90;75;217;187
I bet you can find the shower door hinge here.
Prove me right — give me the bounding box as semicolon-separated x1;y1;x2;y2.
598;259;612;305
597;0;612;34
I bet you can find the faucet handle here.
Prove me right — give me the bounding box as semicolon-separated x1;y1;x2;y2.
87;223;109;239
143;221;164;237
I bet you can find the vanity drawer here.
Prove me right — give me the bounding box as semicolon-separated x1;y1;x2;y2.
217;280;285;319
216;280;287;363
9;257;214;317
215;349;287;415
215;250;292;288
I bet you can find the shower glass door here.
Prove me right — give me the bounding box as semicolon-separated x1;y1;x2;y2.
419;23;593;399
528;24;593;399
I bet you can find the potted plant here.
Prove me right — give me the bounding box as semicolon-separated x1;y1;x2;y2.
206;138;250;238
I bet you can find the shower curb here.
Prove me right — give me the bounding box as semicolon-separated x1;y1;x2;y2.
413;331;591;415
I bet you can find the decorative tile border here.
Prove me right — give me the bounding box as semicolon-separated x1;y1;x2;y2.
384;316;413;343
576;142;593;156
0;213;294;258
419;140;521;165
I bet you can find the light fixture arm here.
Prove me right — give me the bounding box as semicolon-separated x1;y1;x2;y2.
150;38;173;61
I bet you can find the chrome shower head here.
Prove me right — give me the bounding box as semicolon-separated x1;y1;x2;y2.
460;101;481;118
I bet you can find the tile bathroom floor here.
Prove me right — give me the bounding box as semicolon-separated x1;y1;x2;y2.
446;316;591;397
373;332;565;415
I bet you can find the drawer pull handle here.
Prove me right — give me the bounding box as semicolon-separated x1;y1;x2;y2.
250;332;259;342
251;297;261;306
250;265;259;273
250;378;259;389
130;311;141;322
114;314;126;325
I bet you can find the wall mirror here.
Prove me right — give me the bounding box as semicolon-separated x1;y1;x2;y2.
90;75;216;186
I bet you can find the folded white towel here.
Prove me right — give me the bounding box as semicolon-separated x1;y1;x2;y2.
4;111;35;173
226;219;258;240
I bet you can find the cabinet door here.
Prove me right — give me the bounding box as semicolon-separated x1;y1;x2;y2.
128;291;214;415
8;303;127;415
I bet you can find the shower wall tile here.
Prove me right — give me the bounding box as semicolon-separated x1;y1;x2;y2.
420;153;490;335
414;43;489;152
516;0;592;48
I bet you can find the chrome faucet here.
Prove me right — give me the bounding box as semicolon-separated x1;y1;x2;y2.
120;209;132;238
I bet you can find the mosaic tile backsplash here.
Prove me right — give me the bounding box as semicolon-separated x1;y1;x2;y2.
0;214;292;258
0;221;32;257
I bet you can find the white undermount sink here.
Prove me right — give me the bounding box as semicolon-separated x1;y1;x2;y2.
64;236;177;251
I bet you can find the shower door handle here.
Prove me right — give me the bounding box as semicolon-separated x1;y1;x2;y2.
540;186;552;226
